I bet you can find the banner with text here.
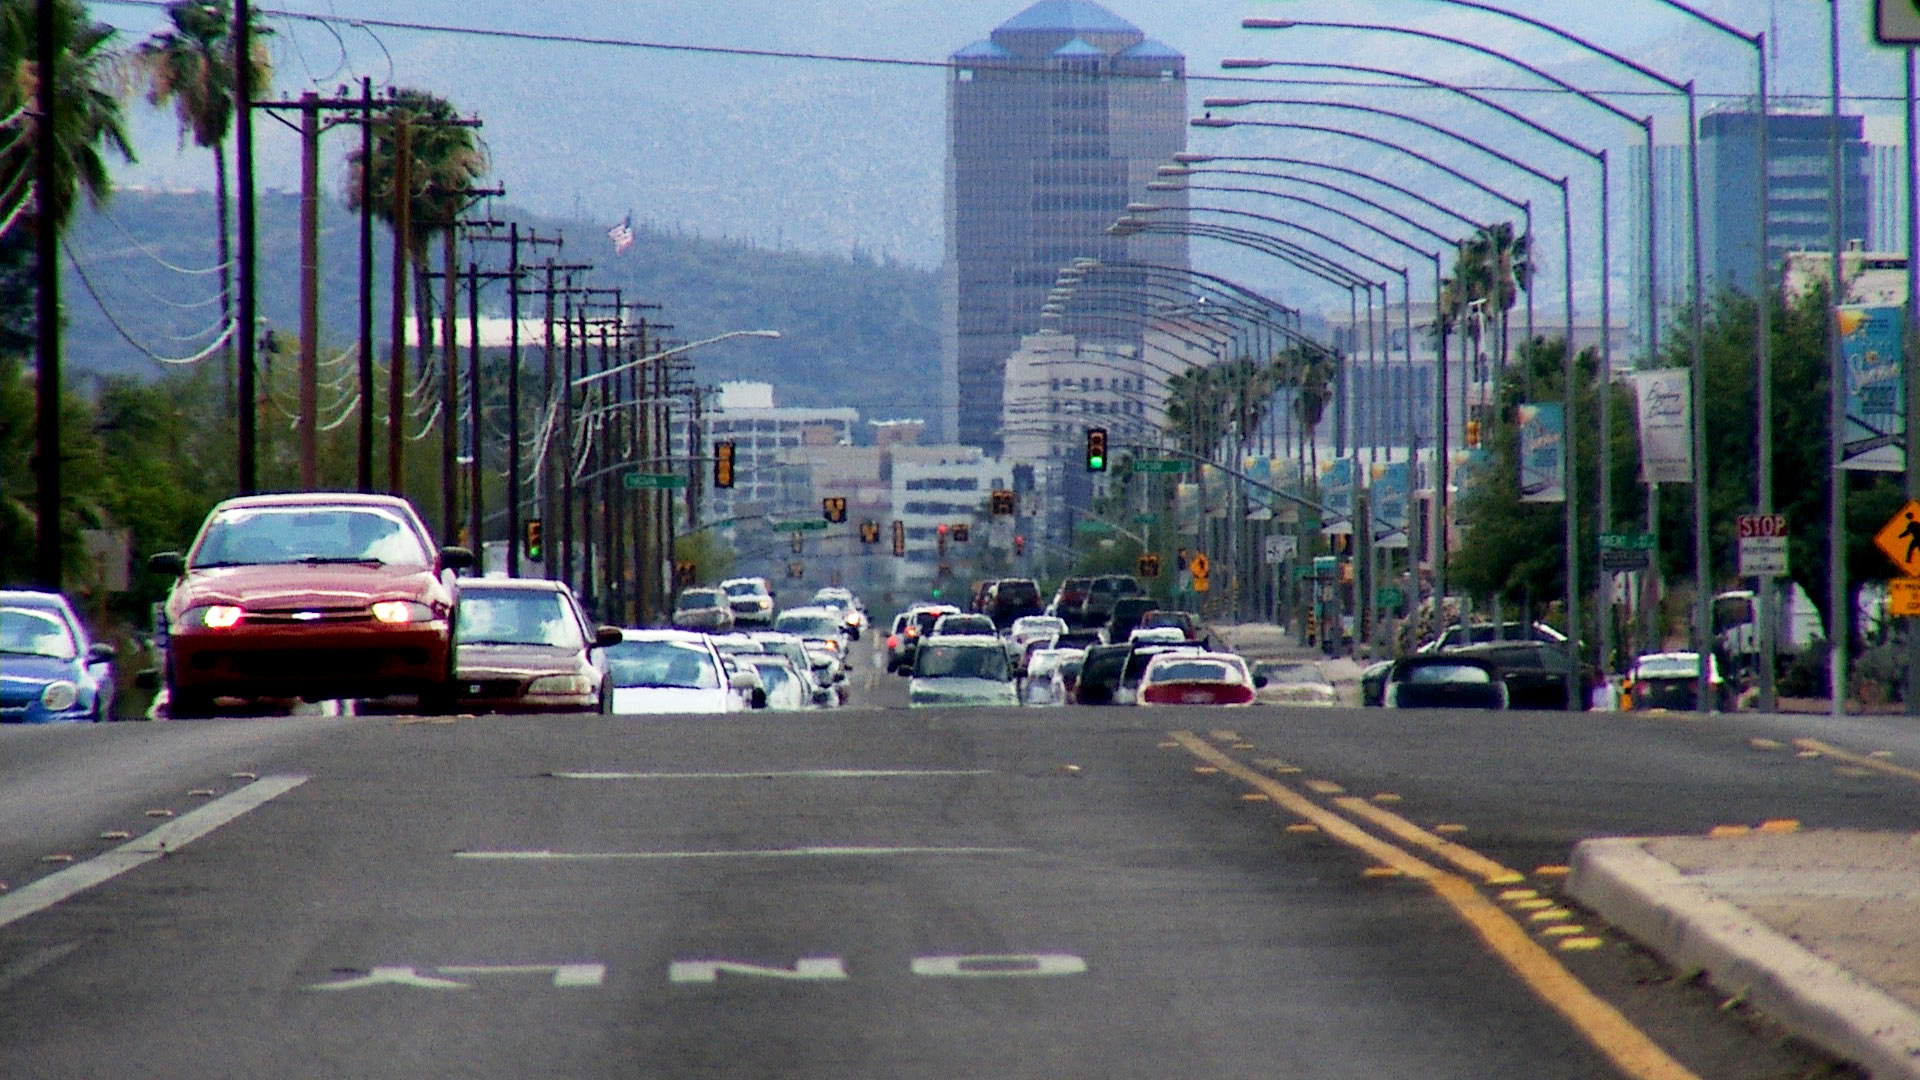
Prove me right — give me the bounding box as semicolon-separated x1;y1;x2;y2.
1838;304;1906;471
1320;456;1355;534
1518;403;1566;503
1451;449;1490;527
1370;462;1409;549
1633;369;1693;483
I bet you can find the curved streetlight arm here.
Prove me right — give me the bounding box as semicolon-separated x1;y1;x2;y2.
1192;118;1527;218
1114;217;1376;289
1122;221;1385;302
1162;181;1461;250
1076;257;1305;322
572;329;779;389
1162;161;1488;235
1143;202;1418;280
1070;261;1321;348
1060;286;1304;361
1204;96;1563;189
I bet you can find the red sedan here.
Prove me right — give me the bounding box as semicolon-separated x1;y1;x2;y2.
1135;651;1259;707
151;493;470;717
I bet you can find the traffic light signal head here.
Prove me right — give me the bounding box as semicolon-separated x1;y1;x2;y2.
523;518;543;562
1465;419;1481;448
714;441;736;488
891;519;906;556
1014;534;1025;555
822;496;847;523
1086;427;1107;472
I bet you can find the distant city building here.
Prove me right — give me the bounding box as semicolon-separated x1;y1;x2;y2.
1699;108;1871;297
700;381;858;522
943;0;1188;455
1869;143;1908;254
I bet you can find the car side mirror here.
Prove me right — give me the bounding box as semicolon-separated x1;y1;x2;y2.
593;625;623;648
813;688;833;705
134;667;159;691
833;670;847;683
148;552;185;576
439;546;475;570
87;641;117;663
750;687;768;709
1254;675;1269;688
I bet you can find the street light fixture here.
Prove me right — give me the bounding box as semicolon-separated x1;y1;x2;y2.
571;329;780;390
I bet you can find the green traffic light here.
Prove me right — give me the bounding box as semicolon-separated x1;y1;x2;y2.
1089;454;1104;469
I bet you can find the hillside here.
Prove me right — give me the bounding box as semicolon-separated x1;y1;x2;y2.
57;191;943;430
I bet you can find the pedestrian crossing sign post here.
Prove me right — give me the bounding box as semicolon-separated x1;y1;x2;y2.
1873;500;1920;578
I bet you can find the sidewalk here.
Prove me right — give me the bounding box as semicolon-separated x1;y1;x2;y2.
1569;829;1920;1079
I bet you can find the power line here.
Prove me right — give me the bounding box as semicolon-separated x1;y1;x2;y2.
62;238;237;365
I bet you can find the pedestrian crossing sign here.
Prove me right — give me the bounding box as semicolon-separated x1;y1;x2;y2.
1873;500;1920;578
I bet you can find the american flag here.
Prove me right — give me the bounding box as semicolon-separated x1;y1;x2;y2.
607;214;634;254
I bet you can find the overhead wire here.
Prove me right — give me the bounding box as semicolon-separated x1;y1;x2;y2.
62;238;237;365
95;203;232;276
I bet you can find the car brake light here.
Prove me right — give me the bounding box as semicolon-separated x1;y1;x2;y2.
887;635;899;649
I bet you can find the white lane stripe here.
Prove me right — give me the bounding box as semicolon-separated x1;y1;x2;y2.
0;775;308;931
552;769;993;781
455;845;1026;861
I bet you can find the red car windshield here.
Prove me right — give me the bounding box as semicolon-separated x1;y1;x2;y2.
192;505;430;568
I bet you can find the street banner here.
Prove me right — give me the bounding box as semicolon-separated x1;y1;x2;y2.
1451;449;1490;527
1370;462;1409;549
1518;402;1566;503
1633;369;1693;483
1837;304;1905;471
1243;455;1273;520
1320;456;1354;535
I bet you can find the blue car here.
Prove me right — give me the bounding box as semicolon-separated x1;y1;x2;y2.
0;591;117;723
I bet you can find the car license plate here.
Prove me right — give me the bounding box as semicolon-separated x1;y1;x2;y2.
1182;690;1214;704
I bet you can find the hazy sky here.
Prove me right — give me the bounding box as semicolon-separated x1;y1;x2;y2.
90;0;1915;319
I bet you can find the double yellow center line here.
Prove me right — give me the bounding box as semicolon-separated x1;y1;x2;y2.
1169;731;1701;1080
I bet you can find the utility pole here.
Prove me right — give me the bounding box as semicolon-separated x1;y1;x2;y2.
357;78;375;493
298;91;320;487
34;0;60;587
520;260;594;582
235;0;258;494
387;114;410;495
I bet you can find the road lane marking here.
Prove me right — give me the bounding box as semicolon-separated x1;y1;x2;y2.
455;845;1027;862
549;769;994;781
910;954;1086;978
1305;779;1346;794
1330;796;1520;885
1168;732;1702;1080
310;967;470;991
439;964;606;987
670;957;849;984
0;775;307;932
1209;729;1242;743
1794;738;1920;784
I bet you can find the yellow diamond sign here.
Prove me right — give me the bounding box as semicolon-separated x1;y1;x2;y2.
1875;500;1920;578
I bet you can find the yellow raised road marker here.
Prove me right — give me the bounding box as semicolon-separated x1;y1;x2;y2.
1193;766;1220;776
1748;738;1785;751
1209;730;1243;744
1530;909;1574;922
1795;749;1822;759
1306;779;1346;795
1513;899;1556;910
1285;823;1320;834
1252;758;1291;771
1158;741;1180;749
1166;731;1704;1080
1708;825;1751;838
1232;743;1256;750
1796;737;1920;784
1535;865;1572;877
1559;937;1604;952
1330;796;1520;885
1434;823;1468;834
1542;925;1589;937
1371;793;1402;803
1362;866;1403;878
1240;793;1272;802
1499;889;1539;901
1757;819;1800;833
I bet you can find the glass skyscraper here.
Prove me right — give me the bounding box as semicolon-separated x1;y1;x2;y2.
942;0;1188;454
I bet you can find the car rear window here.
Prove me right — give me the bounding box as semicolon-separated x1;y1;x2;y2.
1402;663;1493;685
678;589;724;609
457;589;583;649
1150;660;1237;684
995;581;1040;605
775;612;840;638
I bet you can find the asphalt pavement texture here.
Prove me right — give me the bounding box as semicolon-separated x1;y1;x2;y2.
0;637;1911;1079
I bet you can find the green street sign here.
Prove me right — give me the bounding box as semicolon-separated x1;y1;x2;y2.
1132;513;1158;525
625;472;688;490
1133;459;1186;474
770;518;830;533
1376;586;1404;608
1075;520;1113;534
1599;532;1656;550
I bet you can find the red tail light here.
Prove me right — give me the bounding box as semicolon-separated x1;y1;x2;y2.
887;635;899;650
1142;682;1253;706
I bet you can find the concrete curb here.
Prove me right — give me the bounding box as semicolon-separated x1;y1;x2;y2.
1568;837;1920;1079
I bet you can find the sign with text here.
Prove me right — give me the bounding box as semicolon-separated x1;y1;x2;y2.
1891;578;1920;617
1518;403;1566;503
770;518;830;533
1263;534;1298;564
1320;456;1355;533
624;472;688;490
1133;459;1186;474
1633;369;1693;483
1838;305;1906;471
1369;462;1409;549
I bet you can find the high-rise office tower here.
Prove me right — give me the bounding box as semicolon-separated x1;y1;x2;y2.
943;0;1188;454
1699;109;1870;296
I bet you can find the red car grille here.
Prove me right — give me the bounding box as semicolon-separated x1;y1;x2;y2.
193;647;430;676
245;608;374;626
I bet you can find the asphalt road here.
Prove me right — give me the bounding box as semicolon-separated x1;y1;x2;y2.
0;644;1907;1078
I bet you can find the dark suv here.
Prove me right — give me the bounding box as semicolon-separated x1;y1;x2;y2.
984;578;1044;630
1048;576;1094;628
1082;574;1143;628
1447;641;1594;710
1106;596;1159;642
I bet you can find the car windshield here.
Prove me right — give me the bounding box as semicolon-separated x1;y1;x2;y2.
916;643;1011;681
1027;651;1064;676
1636;656;1702;679
0;607;77;660
604;639;722;689
1403;663;1494;685
1014;617;1066;636
677;589;725;610
937;616;995;634
1151;659;1239;684
455;590;584;649
1145;613;1191;629
191;505;429;568
724;582;764;597
775;612;840;638
1254;661;1328;686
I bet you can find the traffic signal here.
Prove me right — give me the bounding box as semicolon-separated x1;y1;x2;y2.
523;518;543;562
951;523;970;543
860;520;881;544
892;519;905;556
714;441;736;488
1014;534;1026;556
791;532;803;554
1086;427;1107;472
674;559;697;587
822;496;847;523
937;523;949;556
990;489;1015;516
1465;419;1482;448
1137;552;1162;578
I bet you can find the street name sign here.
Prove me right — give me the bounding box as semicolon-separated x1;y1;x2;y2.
624;472;688;490
1263;534;1297;564
1133;459;1186;474
770;518;830;533
1873;500;1920;577
1599;532;1655;573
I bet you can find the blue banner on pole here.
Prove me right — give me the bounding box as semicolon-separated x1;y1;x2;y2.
1321;457;1354;534
1370;462;1409;549
1518;403;1566;503
1838;304;1905;472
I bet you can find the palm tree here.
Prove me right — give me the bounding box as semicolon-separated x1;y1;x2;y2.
1459;222;1530;380
1162;363;1227;464
1271;346;1336;476
0;0;135;234
346;88;489;361
136;0;272;413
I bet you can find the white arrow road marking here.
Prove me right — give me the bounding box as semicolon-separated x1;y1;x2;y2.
309;967;471;991
455;846;1027;862
438;964;606;987
669;957;849;984
0;776;308;932
551;769;993;781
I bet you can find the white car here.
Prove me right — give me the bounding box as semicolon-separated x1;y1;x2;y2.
1251;659;1341;706
604;629;759;714
1135;651;1257;707
1021;647;1079;705
1127;625;1189;646
1008;614;1069;660
742;653;813;710
720;577;777;627
748;630;837;707
909;634;1018;708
